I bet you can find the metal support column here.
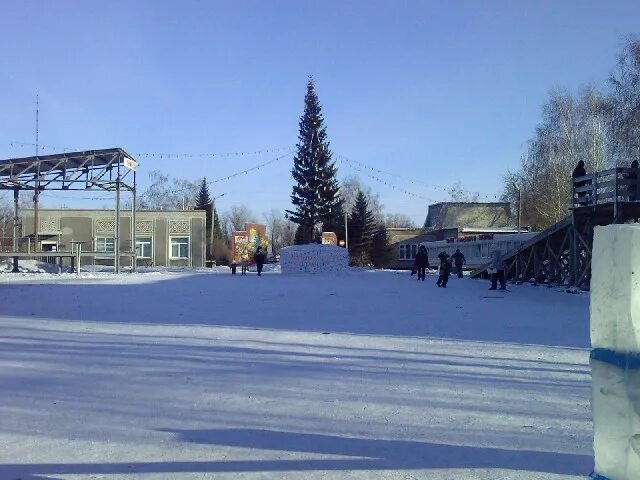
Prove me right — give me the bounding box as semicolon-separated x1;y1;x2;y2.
570;217;577;288
12;188;19;272
33;190;39;255
115;163;121;274
131;170;137;273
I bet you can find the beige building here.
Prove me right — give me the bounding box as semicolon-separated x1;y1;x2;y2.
389;202;522;270
22;209;206;268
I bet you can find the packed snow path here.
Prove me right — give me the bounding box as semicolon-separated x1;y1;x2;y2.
0;270;592;479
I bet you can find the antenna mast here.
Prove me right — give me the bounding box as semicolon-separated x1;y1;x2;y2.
35;93;39;156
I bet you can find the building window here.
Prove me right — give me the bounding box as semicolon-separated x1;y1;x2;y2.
96;237;115;252
398;244;418;260
136;236;152;258
170;236;190;259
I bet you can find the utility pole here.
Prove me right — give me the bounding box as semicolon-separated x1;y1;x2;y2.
512;182;522;233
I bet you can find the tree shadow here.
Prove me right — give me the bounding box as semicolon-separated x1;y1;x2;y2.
1;428;591;478
0;272;590;347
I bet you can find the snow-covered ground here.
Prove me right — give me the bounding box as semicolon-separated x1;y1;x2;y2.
0;269;592;479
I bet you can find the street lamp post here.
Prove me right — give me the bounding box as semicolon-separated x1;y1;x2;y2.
512;182;522;234
512;182;522;284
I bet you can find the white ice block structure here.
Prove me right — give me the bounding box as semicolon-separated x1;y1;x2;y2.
280;244;348;274
591;225;640;479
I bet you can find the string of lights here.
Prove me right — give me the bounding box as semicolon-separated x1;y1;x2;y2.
337;156;441;203
135;146;292;158
6;140;78;153
336;153;502;200
4;140;293;159
5;139;502;202
137;150;296;198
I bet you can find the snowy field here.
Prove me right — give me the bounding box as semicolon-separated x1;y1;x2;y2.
0;269;592;479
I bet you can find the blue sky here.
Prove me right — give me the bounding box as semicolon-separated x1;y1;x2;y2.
1;0;639;224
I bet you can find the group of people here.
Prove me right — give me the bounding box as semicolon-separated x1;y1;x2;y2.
411;244;507;290
232;246;266;276
411;246;466;288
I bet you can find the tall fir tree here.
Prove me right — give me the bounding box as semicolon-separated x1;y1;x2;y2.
369;224;393;268
347;190;376;266
195;177;212;209
287;77;341;244
213;207;223;240
195;178;214;260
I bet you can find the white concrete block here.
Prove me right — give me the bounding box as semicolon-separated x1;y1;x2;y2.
591;356;639;479
591;225;640;353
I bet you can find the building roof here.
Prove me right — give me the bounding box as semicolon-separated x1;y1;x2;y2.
424;202;513;230
23;208;205;217
387;228;425;245
393;232;439;246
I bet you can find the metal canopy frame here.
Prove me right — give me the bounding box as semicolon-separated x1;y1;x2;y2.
0;148;138;274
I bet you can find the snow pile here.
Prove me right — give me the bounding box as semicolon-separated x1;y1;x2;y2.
280;244;348;274
590;225;640;479
0;258;69;274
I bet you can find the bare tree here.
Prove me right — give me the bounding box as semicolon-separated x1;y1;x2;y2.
139;170;199;210
448;181;480;202
281;219;296;249
501;38;640;231
501;89;582;230
608;36;640;165
264;208;296;257
341;175;384;221
222;205;256;236
577;85;609;172
384;213;416;228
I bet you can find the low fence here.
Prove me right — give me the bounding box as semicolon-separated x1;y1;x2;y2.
573;166;639;208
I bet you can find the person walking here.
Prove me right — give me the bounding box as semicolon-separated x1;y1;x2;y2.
254;246;266;276
414;245;429;281
451;248;466;278
436;252;451;288
488;244;506;290
572;160;589;207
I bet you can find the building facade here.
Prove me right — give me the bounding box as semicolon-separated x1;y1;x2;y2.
388;202;524;270
22;209;206;268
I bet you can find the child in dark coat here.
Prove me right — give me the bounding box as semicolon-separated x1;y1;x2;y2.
413;245;429;281
436;252;451;288
254;246;266;276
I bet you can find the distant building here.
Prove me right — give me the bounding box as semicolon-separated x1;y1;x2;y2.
423;202;514;232
389;202;525;269
22;209;206;268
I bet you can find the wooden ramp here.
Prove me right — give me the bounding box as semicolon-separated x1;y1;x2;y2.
470;167;640;290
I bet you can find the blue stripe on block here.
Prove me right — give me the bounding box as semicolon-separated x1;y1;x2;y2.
590;473;612;480
591;348;640;370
